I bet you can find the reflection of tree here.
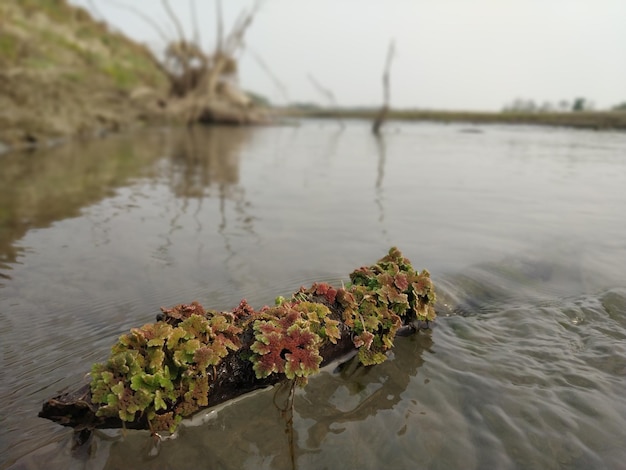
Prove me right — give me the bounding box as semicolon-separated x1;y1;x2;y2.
0;135;165;273
160;126;258;262
76;333;433;470
167;127;245;199
373;133;389;240
321;125;345;164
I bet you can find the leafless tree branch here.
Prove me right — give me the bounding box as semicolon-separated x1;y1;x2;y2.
162;0;186;44
224;0;263;55
247;47;290;103
216;0;224;53
190;0;201;46
307;74;337;107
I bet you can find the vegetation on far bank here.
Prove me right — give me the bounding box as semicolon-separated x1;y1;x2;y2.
279;107;626;131
1;0;623;153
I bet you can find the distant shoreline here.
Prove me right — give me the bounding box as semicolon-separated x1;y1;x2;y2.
277;108;626;131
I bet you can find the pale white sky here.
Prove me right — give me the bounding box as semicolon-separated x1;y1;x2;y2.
71;0;626;111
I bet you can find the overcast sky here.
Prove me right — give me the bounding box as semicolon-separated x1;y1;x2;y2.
70;0;626;111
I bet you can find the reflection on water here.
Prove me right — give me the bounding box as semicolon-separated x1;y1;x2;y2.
374;133;388;243
167;127;243;198
2;122;626;469
0;127;254;270
152;127;257;267
0;134;158;272
297;333;431;449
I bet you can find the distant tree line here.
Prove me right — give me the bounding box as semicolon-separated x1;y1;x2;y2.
504;97;626;113
503;97;596;113
613;102;626;111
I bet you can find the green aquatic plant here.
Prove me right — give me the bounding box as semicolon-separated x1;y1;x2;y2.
91;304;242;433
338;246;437;365
88;247;436;433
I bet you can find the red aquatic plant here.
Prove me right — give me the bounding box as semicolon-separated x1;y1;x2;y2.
159;301;207;322
250;304;323;383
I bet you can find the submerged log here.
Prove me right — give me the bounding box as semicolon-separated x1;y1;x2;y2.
39;315;358;432
39;247;436;433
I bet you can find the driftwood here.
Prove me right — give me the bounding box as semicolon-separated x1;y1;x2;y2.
38;311;359;432
39;248;436;434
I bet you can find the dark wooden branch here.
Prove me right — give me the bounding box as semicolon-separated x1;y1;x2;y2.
190;0;201;47
372;40;396;135
39;248;436;434
162;0;187;45
215;0;224;54
223;1;263;56
39;299;425;432
307;73;344;128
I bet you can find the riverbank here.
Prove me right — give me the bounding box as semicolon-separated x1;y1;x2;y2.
2;1;622;155
0;0;268;155
280;108;626;131
0;0;171;153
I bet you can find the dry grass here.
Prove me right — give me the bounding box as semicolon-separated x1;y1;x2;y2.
0;0;171;149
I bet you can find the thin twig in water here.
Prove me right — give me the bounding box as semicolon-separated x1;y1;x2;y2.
372;40;396;135
308;73;344;128
307;74;338;107
272;380;297;469
286;380;297;470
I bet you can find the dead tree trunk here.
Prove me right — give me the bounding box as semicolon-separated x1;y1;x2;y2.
372;40;396;135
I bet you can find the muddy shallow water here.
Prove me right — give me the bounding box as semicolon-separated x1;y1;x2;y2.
1;121;625;469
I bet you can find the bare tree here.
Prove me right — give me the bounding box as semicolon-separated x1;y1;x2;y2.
102;0;266;125
372;40;395;135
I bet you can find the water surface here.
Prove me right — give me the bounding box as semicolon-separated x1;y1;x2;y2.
1;121;625;469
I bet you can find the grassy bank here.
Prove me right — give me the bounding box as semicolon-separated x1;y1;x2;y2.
0;0;169;150
281;108;626;131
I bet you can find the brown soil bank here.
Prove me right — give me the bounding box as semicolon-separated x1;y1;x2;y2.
0;0;172;151
0;0;266;153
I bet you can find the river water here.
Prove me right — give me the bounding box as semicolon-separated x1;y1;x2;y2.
1;121;625;469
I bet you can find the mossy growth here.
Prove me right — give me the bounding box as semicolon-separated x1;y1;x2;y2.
299;246;436;365
250;300;341;386
90;302;242;433
89;247;436;433
346;246;436;364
